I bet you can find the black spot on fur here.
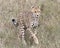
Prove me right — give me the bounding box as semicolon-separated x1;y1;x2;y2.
12;19;19;27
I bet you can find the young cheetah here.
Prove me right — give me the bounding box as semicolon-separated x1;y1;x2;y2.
15;6;41;45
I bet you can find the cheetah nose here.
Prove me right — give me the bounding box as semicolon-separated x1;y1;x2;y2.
37;15;38;16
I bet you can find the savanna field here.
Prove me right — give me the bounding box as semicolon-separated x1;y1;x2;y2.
0;0;60;48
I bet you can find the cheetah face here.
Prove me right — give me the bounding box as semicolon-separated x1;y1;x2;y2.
31;6;41;18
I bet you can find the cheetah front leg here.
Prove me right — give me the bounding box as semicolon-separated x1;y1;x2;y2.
27;28;39;45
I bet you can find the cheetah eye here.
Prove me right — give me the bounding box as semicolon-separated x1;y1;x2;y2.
35;11;36;13
31;36;33;39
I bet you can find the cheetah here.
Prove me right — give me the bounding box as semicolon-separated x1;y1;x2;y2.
12;6;41;45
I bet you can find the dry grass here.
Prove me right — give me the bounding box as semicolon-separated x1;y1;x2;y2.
0;0;60;48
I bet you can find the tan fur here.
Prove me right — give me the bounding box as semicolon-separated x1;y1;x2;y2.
31;6;41;16
18;6;40;45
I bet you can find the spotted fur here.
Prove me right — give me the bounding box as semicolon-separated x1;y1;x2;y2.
17;6;41;45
